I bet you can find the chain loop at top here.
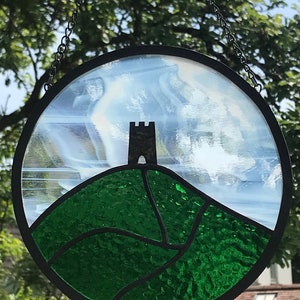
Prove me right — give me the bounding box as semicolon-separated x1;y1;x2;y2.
44;0;262;93
207;0;263;92
44;0;83;91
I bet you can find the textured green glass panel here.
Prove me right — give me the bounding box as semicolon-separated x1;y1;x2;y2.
51;233;177;300
123;205;271;300
32;166;271;299
32;169;162;260
147;170;205;244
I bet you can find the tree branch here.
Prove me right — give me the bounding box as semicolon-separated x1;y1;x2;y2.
1;6;39;81
0;71;48;131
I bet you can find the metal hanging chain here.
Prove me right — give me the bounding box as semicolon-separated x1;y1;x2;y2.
44;0;83;91
44;0;262;93
207;0;263;92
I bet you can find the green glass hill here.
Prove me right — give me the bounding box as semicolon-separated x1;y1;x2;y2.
31;166;271;300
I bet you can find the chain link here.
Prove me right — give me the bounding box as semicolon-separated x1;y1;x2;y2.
44;0;84;91
207;0;263;92
44;0;262;93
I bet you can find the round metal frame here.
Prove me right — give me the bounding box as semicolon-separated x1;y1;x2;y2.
12;46;292;300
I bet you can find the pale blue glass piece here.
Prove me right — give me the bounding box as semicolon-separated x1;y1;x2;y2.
22;55;282;229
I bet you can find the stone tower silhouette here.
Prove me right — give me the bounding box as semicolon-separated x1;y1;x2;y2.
128;122;157;165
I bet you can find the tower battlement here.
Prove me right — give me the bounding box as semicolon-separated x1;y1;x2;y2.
128;121;157;165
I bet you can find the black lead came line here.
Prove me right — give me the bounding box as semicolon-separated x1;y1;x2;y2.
141;168;169;244
46;194;210;299
47;227;184;266
112;201;210;300
46;164;211;299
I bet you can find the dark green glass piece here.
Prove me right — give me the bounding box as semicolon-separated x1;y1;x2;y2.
31;166;271;299
123;205;270;300
51;233;177;300
147;170;205;244
32;169;162;261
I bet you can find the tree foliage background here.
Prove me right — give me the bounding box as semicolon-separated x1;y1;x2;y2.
0;0;299;298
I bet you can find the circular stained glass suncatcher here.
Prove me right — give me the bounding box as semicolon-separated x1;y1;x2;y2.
12;46;292;300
